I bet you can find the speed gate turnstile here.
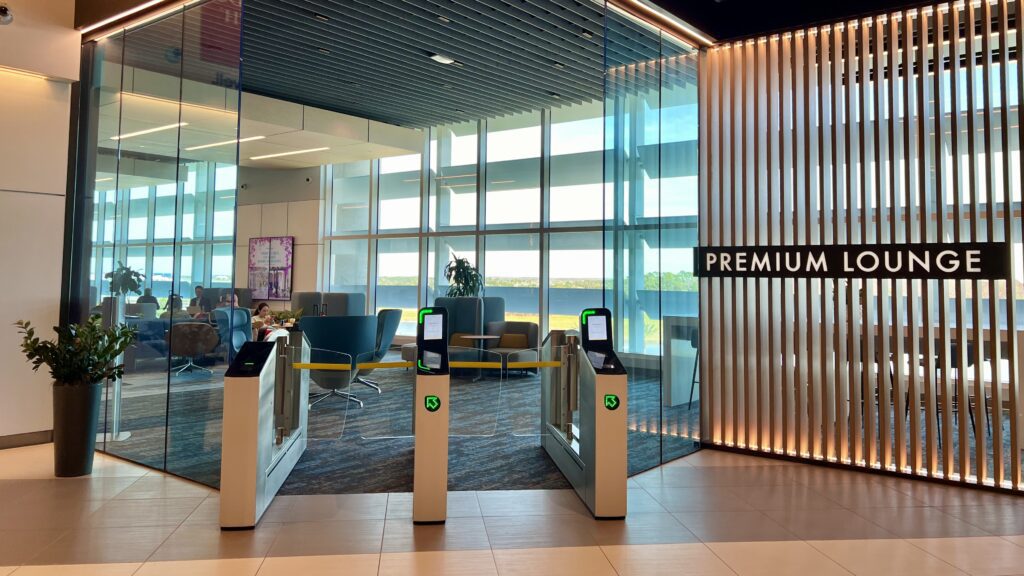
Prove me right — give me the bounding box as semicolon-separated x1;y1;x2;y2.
541;307;629;519
412;307;450;523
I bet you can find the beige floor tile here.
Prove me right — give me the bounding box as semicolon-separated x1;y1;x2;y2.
85;497;205;528
808;482;925;508
643;485;754;513
587;513;698;546
256;554;379;576
15;477;142;505
681;450;792;467
707;541;851;576
477;490;590;517
0;499;106;530
762;507;896;540
732;484;843;511
602;543;736;576
0;530;67;566
851;507;989;539
626;489;668;514
1002;534;1024;547
808;539;967;576
379;550;497;576
385;492;482;519
939;505;1024;536
483;514;599;549
0;567;13;576
277;493;388;522
492;546;616;576
180;496;221;526
11;563;141;576
674;510;798;543
26;525;177;565
134;558;264;576
907;536;1024;576
148;522;280;561
113;476;214;500
267;519;385;557
381;516;490;552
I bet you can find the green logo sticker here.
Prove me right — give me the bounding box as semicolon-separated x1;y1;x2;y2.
424;395;441;412
603;394;620;411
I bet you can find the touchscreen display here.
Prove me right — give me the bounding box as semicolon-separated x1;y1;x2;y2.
423;350;442;369
587;315;608;341
587;351;610;370
423;314;444;341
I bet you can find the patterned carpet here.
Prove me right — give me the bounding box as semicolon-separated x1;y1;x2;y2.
99;363;701;492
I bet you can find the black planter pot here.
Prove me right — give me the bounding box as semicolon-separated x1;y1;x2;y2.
52;382;102;477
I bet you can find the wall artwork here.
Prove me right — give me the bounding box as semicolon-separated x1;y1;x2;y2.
248;236;294;301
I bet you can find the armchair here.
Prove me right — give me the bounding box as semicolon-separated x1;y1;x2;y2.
299;315;379;407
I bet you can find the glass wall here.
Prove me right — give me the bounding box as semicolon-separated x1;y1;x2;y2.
72;0;242;486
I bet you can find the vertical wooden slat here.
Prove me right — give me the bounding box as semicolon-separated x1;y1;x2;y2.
949;1;971;483
793;31;807;456
917;8;939;478
768;36;781;453
744;40;758;450
717;46;729;447
981;0;1004;486
835;23;851;463
875;15;892;470
698;49;712;445
966;0;987;484
934;5;954;480
755;38;768;452
889;13;908;473
846;21;864;465
1016;0;1024;491
860;17;879;468
819;26;837;461
904;10;923;474
1000;0;1021;490
781;33;793;454
806;29;821;458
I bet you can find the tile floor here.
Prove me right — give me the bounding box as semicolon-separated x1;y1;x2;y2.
2;444;1024;575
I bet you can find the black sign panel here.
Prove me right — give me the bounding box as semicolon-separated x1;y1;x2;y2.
694;243;1009;280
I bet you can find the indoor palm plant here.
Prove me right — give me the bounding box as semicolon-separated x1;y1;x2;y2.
15;317;137;477
444;257;483;297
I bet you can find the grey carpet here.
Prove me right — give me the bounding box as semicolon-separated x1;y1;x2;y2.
99;365;701;492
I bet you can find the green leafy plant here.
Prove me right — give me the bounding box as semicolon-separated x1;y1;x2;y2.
270;308;303;323
444;257;483;297
15;317;138;387
105;261;145;296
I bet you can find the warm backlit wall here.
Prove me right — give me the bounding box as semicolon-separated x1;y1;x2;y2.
699;0;1024;489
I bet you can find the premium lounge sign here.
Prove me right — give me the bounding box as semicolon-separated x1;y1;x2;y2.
695;243;1009;280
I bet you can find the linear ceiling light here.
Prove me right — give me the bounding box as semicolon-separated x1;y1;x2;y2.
429;53;456;64
249;147;329;160
80;0;166;33
185;135;265;151
95;177;114;183
110;122;187;140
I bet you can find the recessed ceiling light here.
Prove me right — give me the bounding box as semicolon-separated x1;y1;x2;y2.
185;135;266;152
110;122;187;140
581;29;593;39
95;177;114;183
318;47;331;54
249;147;330;161
553;62;565;69
313;13;329;22
549;92;561;99
430;53;456;64
437;15;450;23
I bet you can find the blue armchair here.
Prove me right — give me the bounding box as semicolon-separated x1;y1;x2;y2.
212;307;252;362
299;315;378;408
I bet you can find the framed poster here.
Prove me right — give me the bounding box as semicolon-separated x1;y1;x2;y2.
248;236;294;301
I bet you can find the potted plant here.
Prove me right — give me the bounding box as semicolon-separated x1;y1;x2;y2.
15;317;137;477
102;262;145;326
444;257;483;297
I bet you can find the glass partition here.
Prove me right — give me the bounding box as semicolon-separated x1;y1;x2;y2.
74;0;242;486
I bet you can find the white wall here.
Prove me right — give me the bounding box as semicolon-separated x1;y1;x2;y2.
235;167;324;311
0;0;79;440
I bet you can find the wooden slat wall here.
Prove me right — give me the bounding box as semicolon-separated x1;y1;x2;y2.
699;0;1023;489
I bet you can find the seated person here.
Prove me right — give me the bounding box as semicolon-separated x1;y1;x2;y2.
136;288;158;305
218;291;241;308
189;285;212;312
160;294;191;320
252;302;277;340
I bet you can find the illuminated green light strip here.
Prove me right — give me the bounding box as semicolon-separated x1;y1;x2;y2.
418;308;434;324
581;310;596;325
